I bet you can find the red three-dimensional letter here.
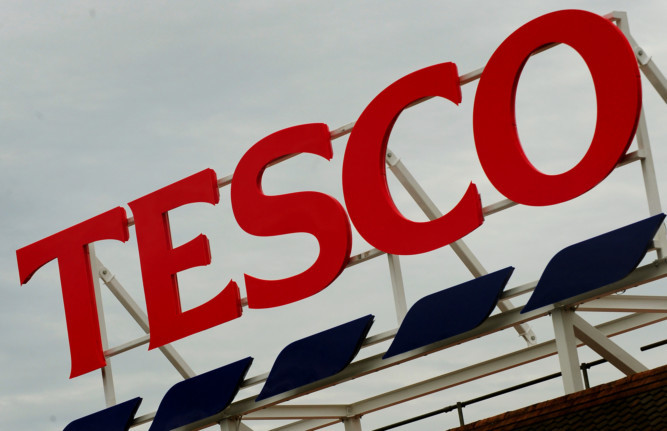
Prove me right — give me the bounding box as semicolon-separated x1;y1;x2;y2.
128;169;242;349
16;207;130;378
473;10;641;205
342;63;483;255
231;123;352;308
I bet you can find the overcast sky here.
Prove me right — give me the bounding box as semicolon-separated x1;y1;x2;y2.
3;1;667;430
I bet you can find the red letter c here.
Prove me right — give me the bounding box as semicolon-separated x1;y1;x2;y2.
343;63;483;255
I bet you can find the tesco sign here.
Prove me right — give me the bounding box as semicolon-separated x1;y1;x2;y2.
16;10;641;380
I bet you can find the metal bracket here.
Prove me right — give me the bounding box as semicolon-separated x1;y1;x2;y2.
635;45;652;66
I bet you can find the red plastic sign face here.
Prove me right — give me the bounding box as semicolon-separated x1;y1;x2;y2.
16;207;130;378
231;124;352;309
128;169;242;349
473;10;641;205
342;63;484;255
15;9;641;379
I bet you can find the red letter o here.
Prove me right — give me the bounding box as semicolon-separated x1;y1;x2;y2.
473;10;641;205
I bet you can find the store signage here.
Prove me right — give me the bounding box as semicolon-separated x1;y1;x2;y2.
16;9;641;381
66;211;666;431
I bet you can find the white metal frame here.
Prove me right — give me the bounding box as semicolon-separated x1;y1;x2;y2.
84;11;667;431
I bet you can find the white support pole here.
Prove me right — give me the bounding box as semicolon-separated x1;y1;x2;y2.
219;419;253;431
347;248;385;268
244;405;349;420
640;58;667;102
635;108;667;258
551;308;584;394
577;295;667;313
385;148;537;345
94;257;196;379
387;254;408;324
481;198;518;216
571;313;647;375
219;418;240;431
89;245;116;407
105;334;150;357
612;11;667;103
343;416;363;431
272;419;339;431
611;12;667;258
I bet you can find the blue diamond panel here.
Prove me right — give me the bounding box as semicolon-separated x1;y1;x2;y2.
383;267;515;359
149;357;253;431
522;213;666;313
64;397;142;431
256;314;374;401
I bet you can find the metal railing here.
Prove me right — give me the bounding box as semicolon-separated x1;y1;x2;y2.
373;339;666;430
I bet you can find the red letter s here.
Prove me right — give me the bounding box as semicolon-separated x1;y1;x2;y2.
231;124;352;308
